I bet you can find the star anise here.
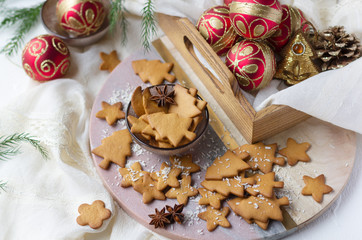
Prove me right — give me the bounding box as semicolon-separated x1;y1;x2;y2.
148;207;171;228
166;204;184;224
149;85;176;107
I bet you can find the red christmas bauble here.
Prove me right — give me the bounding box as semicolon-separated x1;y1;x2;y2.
22;35;71;82
226;40;276;91
267;5;308;51
229;0;283;40
56;0;106;36
196;6;239;56
224;0;233;6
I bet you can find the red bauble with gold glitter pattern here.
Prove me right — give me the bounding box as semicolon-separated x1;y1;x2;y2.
229;0;283;40
22;35;71;82
56;0;106;36
267;5;308;51
197;6;239;56
226;40;276;91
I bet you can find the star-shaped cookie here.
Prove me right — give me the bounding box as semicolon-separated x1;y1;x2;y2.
150;162;182;191
301;174;333;203
96;101;125;125
198;188;226;209
165;175;198;205
201;175;251;197
133;172;166;204
99;50;121;72
198;206;230;232
119;162;147;188
76;200;111;229
169;154;200;175
279;138;311;166
132;59;176;85
92;129;132;169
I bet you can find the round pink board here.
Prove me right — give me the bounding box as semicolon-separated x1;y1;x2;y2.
89;49;356;240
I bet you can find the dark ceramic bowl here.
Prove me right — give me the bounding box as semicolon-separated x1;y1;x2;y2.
125;84;209;155
41;0;110;47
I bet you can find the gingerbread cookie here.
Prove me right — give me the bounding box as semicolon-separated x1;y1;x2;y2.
132;59;176;85
244;172;284;198
205;150;250;180
92;129;132;169
76;200;111;229
165;175;198;205
131;86;146;117
302;174;333;203
169;154;200;175
228;195;289;224
244;218;269;230
279;138;311;166
147;112;196;147
234;142;285;174
143;87;168;115
198;188;227;209
119;162;147;188
201;175;252;197
99;50;120;72
198;206;230;232
96;101;125;125
133;173;166;204
168;84;204;118
127;115;152;140
150;162;182;191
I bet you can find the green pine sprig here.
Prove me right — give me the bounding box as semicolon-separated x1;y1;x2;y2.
0;133;48;160
0;133;48;193
141;0;157;51
0;2;43;56
0;181;6;192
110;0;129;45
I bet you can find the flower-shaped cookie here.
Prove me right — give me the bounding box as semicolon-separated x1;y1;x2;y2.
76;200;111;229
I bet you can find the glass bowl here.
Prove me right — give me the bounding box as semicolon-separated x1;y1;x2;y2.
125;84;209;156
41;0;110;47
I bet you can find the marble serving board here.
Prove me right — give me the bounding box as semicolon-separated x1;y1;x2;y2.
89;47;356;240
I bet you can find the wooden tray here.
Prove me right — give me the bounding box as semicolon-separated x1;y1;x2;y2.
89;47;356;240
156;13;310;144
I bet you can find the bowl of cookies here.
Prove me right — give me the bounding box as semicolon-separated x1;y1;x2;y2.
126;84;209;155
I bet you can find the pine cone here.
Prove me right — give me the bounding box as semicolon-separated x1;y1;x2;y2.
314;26;361;71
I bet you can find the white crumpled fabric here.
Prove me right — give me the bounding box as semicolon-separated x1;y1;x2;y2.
0;0;361;240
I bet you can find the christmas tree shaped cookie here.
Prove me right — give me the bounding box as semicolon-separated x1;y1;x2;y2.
234;142;285;174
205;150;250;180
132;59;176;85
243;172;284;198
92;129;132;169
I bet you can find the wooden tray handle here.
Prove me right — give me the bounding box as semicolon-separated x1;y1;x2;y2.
176;18;249;104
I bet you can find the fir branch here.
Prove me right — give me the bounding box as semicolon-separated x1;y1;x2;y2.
0;133;48;160
0;181;7;193
110;0;128;45
0;2;43;56
141;0;157;51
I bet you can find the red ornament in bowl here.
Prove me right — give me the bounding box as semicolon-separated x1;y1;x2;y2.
229;0;283;40
196;5;239;56
267;5;308;51
226;39;276;91
22;35;71;82
56;0;106;36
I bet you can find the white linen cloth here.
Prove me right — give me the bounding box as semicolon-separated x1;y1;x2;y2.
0;0;362;240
